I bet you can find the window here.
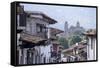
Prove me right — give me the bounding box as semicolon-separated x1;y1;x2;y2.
36;23;46;33
36;24;42;32
19;13;27;26
17;15;19;27
43;57;46;63
91;37;94;49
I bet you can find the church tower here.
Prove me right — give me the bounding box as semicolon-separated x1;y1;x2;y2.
64;21;69;38
76;21;80;27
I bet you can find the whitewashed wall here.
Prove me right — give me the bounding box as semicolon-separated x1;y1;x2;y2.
87;37;96;60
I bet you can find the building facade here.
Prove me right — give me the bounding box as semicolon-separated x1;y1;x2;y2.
49;28;64;63
17;5;65;65
62;42;87;62
84;29;96;60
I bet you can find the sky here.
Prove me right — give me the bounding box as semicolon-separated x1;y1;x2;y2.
20;3;96;31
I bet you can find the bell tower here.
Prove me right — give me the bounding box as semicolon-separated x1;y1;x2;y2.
64;21;69;38
76;21;80;27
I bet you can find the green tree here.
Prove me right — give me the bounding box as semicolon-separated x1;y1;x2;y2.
70;35;82;46
58;37;69;49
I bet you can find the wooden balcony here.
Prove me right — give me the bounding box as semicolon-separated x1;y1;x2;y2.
50;35;58;40
20;31;47;44
37;32;48;39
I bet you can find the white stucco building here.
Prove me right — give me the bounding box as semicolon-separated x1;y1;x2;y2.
84;29;96;60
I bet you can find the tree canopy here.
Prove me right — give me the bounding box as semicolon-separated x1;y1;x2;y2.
58;37;69;49
70;35;82;46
